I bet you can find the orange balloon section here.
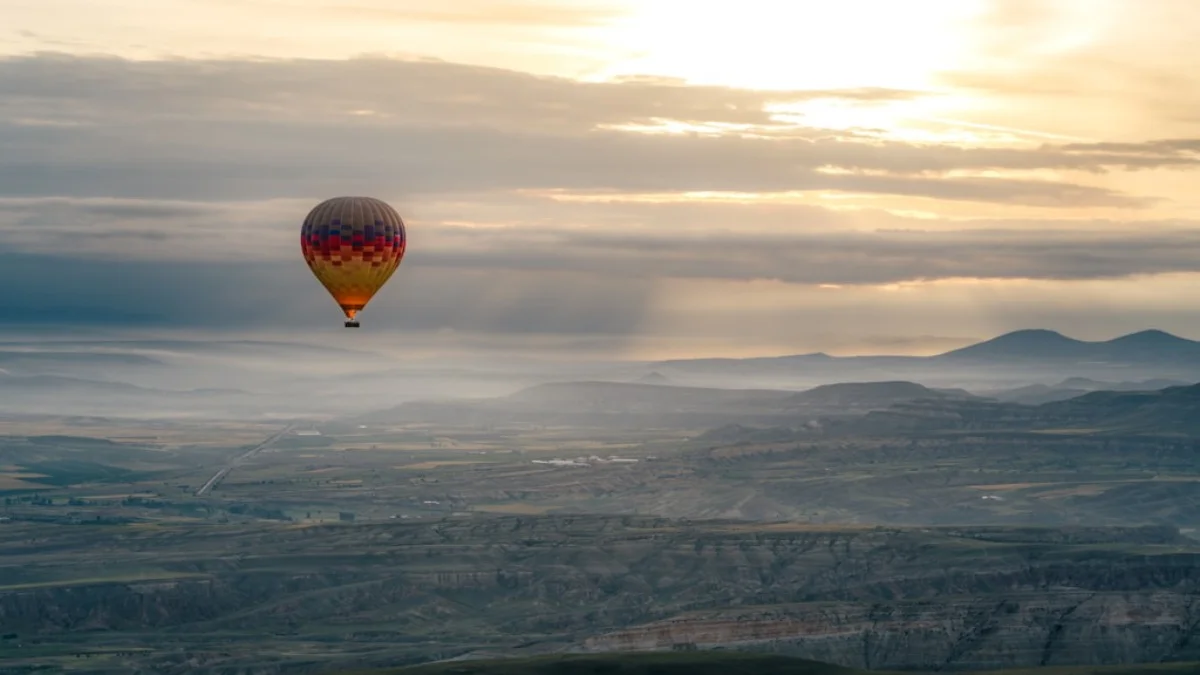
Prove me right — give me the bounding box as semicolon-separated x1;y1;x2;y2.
300;196;407;326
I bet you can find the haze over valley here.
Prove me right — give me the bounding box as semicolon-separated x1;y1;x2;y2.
5;328;1200;418
4;0;1200;673
5;327;1200;673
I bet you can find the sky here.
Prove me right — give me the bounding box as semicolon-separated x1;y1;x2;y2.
3;0;1199;359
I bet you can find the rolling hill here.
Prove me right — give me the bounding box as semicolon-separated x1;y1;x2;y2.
0;373;250;398
354;652;871;675
0;372;259;417
348;655;1200;675
357;380;972;428
1035;382;1200;434
985;377;1190;405
837;382;1200;438
784;380;974;406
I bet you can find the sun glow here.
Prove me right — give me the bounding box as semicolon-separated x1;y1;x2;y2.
590;0;990;92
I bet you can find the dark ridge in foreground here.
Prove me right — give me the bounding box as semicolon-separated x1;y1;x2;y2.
341;652;871;675
338;652;1200;675
4;516;1199;673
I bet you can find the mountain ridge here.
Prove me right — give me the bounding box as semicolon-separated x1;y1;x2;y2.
649;329;1200;367
636;329;1200;389
940;328;1200;361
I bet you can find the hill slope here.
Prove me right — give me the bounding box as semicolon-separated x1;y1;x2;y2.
5;516;1200;673
356;655;1200;675
358;380;972;428
360;652;870;675
785;380;969;406
836;382;1200;437
1035;382;1200;433
355;655;1200;675
979;378;1189;405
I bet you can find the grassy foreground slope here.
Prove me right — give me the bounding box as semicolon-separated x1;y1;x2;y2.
978;663;1200;674
346;652;874;674
341;652;1200;675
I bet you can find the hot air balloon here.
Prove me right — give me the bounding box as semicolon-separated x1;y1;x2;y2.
300;196;407;328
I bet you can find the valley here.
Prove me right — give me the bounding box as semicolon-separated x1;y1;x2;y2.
3;331;1200;674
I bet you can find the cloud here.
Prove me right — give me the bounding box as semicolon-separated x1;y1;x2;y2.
0;128;1153;207
0;251;658;343
0;53;908;131
288;0;624;26
1060;139;1200;156
935;0;1200;137
12;239;1200;359
410;223;1200;285
1;7;1197;357
5;197;1200;290
5;194;1200;355
0;54;1189;208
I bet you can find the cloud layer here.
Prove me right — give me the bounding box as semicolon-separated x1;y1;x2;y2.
1;46;1198;354
5;196;1200;286
2;54;1194;206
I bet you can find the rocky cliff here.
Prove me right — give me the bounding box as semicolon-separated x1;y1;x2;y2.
1;516;1198;673
584;591;1200;671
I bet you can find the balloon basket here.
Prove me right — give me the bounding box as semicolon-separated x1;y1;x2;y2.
344;320;360;328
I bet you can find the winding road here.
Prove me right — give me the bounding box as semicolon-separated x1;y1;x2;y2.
194;424;295;497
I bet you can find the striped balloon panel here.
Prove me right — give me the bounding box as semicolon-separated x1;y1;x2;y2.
300;196;407;318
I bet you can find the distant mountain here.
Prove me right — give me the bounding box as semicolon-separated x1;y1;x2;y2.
1057;376;1188;390
987;377;1191;405
986;383;1087;405
639;329;1200;393
786;381;971;407
938;329;1200;363
938;329;1090;360
1104;329;1200;360
637;371;672;385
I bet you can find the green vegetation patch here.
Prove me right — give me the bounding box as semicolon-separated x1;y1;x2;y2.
0;572;210;592
18;459;151;486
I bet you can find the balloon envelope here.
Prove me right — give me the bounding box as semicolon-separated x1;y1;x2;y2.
300;196;407;324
